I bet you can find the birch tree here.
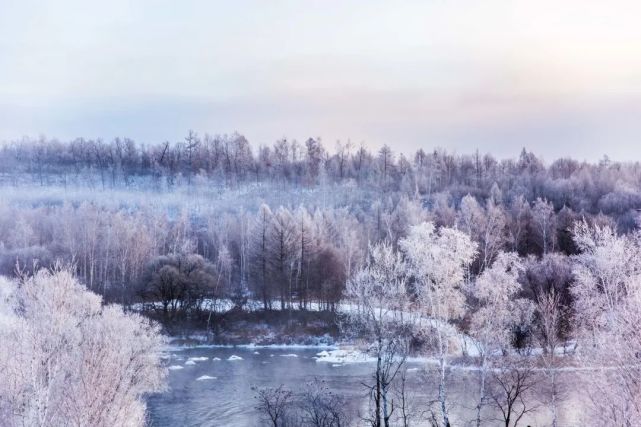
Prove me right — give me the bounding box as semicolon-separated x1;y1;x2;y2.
535;290;566;427
345;242;414;427
399;222;476;427
469;252;531;427
531;198;556;255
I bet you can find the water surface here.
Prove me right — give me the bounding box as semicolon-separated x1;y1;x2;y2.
148;346;580;426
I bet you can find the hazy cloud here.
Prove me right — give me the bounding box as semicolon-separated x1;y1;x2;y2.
2;0;641;160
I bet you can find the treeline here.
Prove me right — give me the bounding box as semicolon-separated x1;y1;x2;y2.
1;132;641;322
0;202;351;314
2;133;641;229
0;184;617;323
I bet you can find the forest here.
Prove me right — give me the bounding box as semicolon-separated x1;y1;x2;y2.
2;133;641;426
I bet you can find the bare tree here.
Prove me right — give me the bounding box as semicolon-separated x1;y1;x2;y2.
393;367;423;427
253;385;294;427
299;378;351;427
489;363;540;427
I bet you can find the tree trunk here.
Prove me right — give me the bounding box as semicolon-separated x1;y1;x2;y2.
438;329;450;427
476;355;487;427
375;338;382;427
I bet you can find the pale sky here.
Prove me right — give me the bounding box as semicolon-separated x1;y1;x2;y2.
2;0;641;161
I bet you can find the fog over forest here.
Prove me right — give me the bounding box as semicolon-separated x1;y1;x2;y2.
1;133;641;426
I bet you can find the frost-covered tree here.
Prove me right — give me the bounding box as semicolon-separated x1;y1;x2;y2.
345;242;415;427
459;194;485;241
268;207;297;309
469;252;532;427
571;220;641;425
531;198;556;255
293;206;316;309
458;195;507;272
249;204;275;310
480;198;508;270
399;222;476;427
140;253;217;318
0;269;166;427
535;290;567;427
507;195;530;254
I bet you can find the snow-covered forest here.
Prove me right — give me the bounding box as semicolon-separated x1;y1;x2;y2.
2;134;641;426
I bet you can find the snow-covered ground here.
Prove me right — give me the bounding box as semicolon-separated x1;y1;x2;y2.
161;299;578;369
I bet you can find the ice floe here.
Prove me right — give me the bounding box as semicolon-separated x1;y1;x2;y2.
315;349;373;364
188;357;209;362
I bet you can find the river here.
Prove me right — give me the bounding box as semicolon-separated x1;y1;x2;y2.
148;346;581;426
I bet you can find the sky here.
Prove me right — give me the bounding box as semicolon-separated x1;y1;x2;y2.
1;0;641;161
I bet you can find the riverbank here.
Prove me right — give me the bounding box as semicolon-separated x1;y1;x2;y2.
151;308;341;347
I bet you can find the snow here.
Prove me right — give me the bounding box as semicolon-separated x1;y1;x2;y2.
187;357;209;362
196;375;217;381
211;357;221;361
339;302;479;358
253;351;260;354
280;354;298;358
168;365;184;370
228;355;243;361
315;349;373;365
185;360;196;365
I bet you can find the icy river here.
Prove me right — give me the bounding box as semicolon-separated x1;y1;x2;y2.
148;346;581;427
